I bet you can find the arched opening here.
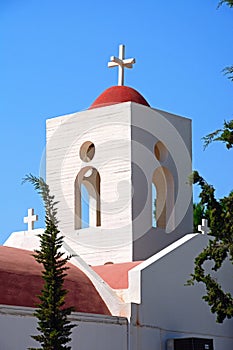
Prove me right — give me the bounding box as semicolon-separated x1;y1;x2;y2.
152;183;157;228
152;166;174;231
154;141;168;162
75;167;101;229
81;184;89;228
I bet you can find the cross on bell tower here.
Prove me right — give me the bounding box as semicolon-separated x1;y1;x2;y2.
108;44;136;86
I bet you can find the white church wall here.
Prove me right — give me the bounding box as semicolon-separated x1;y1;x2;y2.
0;305;128;350
131;103;193;260
130;324;233;350
129;233;233;350
71;313;128;350
46;101;193;265
0;306;38;350
4;228;43;250
129;324;233;350
129;323;162;350
46;103;133;265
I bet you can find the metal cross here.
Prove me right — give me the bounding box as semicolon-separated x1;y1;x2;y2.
24;208;38;231
108;44;136;86
198;218;210;235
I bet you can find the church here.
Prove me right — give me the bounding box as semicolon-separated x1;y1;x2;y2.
1;45;232;350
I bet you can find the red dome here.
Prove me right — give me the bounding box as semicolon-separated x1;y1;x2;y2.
89;86;150;109
0;246;110;315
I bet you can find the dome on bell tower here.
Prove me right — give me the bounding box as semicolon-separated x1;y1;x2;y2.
89;85;150;109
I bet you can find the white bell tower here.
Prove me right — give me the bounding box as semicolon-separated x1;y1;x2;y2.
46;46;193;265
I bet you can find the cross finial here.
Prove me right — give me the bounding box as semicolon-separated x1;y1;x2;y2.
108;44;136;86
24;208;38;231
198;218;210;235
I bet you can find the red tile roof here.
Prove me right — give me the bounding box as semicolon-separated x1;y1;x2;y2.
0;246;110;315
92;261;142;289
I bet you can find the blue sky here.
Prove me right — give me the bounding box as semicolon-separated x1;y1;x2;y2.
0;0;232;243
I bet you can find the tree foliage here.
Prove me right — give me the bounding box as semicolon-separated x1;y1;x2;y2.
188;172;233;323
202;120;233;150
218;0;233;8
193;202;205;232
223;66;233;82
23;174;75;350
189;1;233;321
203;1;233;150
218;1;233;81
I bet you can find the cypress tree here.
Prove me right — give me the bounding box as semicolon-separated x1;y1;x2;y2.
24;174;75;350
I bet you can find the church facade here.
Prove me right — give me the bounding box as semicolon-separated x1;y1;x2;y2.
1;46;233;349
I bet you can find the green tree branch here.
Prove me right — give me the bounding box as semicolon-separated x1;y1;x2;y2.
188;172;233;323
23;174;75;350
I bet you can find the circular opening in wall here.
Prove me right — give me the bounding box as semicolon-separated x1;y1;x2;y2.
154;141;168;162
80;141;95;162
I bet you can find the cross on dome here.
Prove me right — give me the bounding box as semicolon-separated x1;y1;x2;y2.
23;208;38;231
108;44;136;86
198;218;210;235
